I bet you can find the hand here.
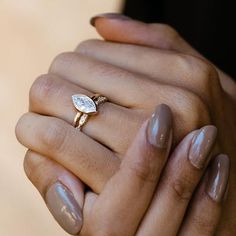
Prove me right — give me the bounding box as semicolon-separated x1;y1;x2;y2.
81;13;236;159
21;105;229;235
86;15;236;234
15;14;236;234
90;13;236;101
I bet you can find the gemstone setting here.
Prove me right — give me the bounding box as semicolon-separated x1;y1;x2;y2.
72;94;97;114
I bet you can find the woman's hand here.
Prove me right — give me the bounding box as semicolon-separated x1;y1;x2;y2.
79;14;236;159
16;45;216;192
21;105;229;235
15;14;236;234
87;14;236;234
90;13;236;101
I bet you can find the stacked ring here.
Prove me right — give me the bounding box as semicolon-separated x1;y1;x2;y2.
72;94;108;130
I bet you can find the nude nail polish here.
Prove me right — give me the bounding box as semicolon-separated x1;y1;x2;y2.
206;154;230;202
147;104;172;148
46;182;83;235
90;13;131;26
189;126;217;169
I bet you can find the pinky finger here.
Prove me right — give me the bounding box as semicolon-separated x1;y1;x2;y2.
179;154;230;236
24;150;84;235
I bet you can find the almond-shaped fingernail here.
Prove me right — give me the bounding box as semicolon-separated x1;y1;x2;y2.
90;13;132;26
147;104;172;148
189;125;217;169
46;182;83;235
206;154;230;202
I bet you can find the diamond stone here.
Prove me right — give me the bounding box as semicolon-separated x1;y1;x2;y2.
72;94;97;114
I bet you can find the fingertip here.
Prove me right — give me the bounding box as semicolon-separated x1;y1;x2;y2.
206;154;230;203
90;13;132;27
90;13;148;44
147;104;173;149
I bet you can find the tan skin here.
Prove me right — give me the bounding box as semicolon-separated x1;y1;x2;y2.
21;118;227;235
16;15;236;235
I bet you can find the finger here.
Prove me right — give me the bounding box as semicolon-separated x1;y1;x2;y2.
24;150;84;235
48;51;158;108
29;74;139;154
15;112;120;193
137;125;217;236
76;39;222;103
91;13;236;97
179;154;230;236
90;13;195;53
88;104;173;235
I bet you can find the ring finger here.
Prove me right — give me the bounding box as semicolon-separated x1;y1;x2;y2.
29;74;142;154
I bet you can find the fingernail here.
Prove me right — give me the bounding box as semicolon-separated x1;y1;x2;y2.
147;104;172;148
206;154;230;202
46;182;83;235
90;13;132;26
189;126;217;169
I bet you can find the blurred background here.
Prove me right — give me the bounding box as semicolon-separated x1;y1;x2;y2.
0;1;122;235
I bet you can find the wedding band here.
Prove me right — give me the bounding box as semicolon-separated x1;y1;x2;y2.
72;94;108;130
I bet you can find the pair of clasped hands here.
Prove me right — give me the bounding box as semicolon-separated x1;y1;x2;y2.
16;13;236;235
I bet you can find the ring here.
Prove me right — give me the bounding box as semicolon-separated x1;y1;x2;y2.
72;94;108;130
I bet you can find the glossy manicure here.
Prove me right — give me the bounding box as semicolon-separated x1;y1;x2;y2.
147;104;172;148
46;182;83;235
189;126;217;169
206;154;230;202
90;13;131;26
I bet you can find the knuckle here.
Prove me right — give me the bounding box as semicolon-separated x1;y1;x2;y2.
157;23;178;38
15;113;28;142
170;178;194;202
42;119;68;152
149;23;179;48
192;57;219;91
173;54;193;73
170;89;211;142
169;54;221;102
23;150;37;181
161;24;178;37
49;51;76;73
23;151;47;184
183;56;221;99
180;90;211;128
76;39;100;53
127;156;157;184
29;74;55;104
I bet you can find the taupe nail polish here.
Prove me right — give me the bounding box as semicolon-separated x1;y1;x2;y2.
46;182;83;235
147;104;172;148
206;154;230;202
90;13;131;26
189;126;217;169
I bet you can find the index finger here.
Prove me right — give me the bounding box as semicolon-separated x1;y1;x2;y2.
88;104;173;235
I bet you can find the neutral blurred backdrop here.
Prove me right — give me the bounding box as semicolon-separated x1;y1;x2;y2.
0;1;122;235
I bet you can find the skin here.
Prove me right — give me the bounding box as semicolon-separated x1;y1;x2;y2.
21;106;228;235
89;16;236;234
15;15;236;235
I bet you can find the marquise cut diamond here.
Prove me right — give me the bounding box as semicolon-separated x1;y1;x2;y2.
72;94;97;114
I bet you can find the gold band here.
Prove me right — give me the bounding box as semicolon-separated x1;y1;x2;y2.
72;94;108;130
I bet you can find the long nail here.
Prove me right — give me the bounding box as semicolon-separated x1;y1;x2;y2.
206;154;230;202
189;126;217;169
46;182;83;235
147;104;172;148
90;13;131;26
